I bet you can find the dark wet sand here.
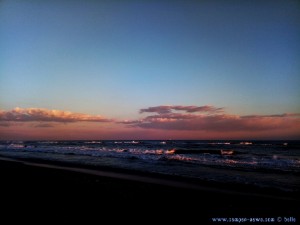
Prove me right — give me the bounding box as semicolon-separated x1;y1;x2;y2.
0;157;299;223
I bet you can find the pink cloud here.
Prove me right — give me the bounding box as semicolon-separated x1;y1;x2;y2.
125;105;300;132
117;119;143;125
0;107;113;123
33;123;55;128
0;122;10;127
1;105;299;140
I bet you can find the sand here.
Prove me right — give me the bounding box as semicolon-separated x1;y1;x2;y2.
0;156;299;223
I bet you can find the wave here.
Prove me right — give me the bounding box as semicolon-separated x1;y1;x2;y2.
84;141;102;144
1;141;299;174
172;149;246;155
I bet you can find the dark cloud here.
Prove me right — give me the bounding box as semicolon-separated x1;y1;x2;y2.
241;113;300;118
140;105;223;114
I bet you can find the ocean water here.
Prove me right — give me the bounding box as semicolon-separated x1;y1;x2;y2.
0;140;299;192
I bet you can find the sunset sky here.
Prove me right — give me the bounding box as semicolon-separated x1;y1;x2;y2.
1;0;300;140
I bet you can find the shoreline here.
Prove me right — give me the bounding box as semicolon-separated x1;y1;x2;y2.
1;155;299;222
0;155;298;201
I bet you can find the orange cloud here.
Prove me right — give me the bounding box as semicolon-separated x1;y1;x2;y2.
0;107;113;123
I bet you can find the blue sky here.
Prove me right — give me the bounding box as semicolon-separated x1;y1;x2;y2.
0;0;300;140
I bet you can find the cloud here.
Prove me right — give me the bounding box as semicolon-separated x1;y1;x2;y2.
140;105;223;114
0;107;113;123
241;113;300;118
33;123;54;128
0;122;11;127
125;105;300;132
117;119;143;125
2;106;299;137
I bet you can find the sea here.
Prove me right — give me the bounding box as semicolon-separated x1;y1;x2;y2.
0;140;299;192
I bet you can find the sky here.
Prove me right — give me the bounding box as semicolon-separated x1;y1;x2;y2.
0;0;300;140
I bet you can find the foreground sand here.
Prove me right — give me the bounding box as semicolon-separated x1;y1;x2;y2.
0;156;299;223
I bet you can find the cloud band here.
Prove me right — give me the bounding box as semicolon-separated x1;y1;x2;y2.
0;107;112;123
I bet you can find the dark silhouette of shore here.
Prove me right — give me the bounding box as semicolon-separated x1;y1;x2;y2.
0;156;298;223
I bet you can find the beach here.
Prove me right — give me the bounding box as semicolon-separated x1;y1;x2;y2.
2;1;299;223
1;156;299;223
